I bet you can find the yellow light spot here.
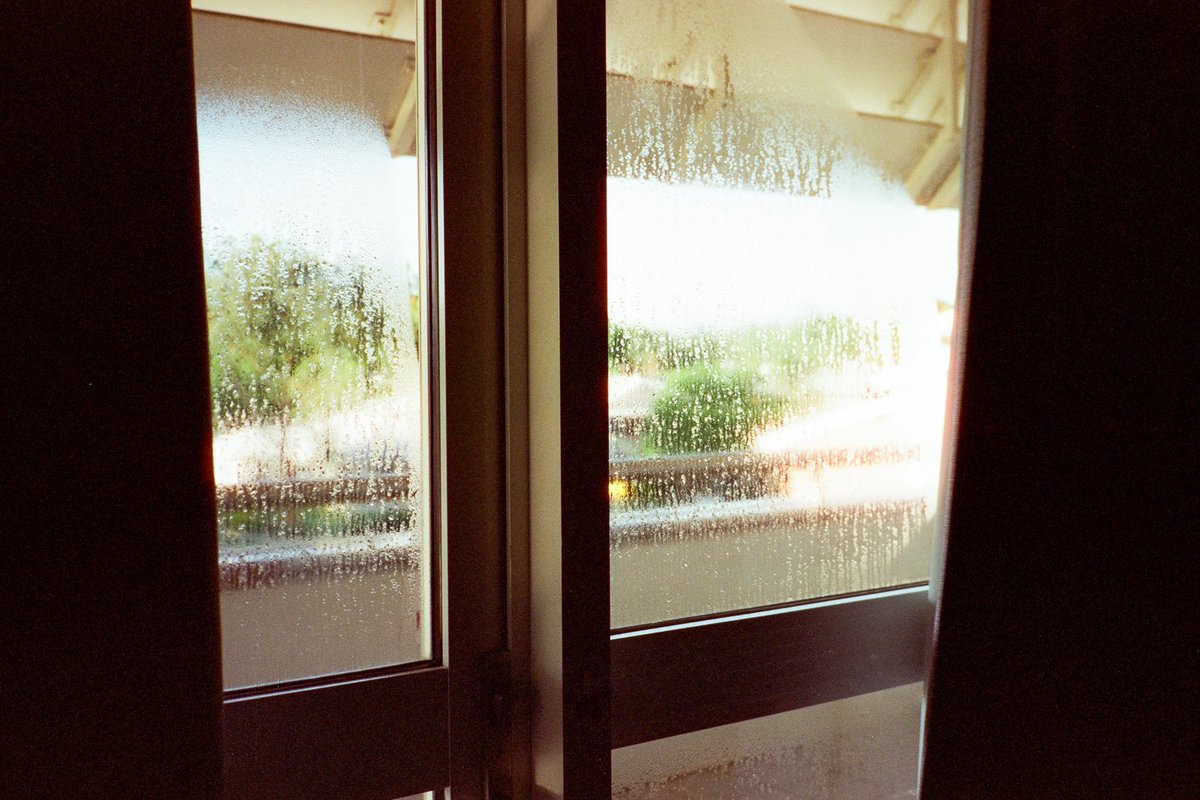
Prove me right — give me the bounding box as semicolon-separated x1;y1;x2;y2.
609;480;630;501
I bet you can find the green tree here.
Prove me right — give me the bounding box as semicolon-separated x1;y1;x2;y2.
205;239;405;429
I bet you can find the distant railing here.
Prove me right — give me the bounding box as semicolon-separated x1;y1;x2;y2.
215;472;412;514
609;447;919;483
216;471;416;590
217;531;418;591
609;446;923;508
216;448;926;588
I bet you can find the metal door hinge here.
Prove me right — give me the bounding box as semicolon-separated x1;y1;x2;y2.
483;649;514;800
484;649;513;728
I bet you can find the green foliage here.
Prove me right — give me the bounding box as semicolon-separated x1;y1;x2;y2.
641;366;786;455
206;238;405;429
608;317;890;378
609;324;722;373
218;502;414;546
748;317;891;379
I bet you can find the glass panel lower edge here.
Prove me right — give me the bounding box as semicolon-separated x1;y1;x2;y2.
612;683;923;800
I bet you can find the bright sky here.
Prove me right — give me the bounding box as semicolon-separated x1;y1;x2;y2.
608;176;960;333
196;95;418;293
196;93;959;338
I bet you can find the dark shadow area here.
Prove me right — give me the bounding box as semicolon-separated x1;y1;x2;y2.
922;1;1198;797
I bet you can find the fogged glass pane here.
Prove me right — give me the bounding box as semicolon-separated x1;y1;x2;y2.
193;6;427;688
608;0;967;626
612;684;923;799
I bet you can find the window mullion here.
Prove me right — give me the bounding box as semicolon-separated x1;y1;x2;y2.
526;1;611;798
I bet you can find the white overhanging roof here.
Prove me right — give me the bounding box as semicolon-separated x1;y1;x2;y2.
193;0;966;206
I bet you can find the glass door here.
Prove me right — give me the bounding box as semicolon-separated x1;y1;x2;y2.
193;1;430;693
193;1;512;797
603;0;969;796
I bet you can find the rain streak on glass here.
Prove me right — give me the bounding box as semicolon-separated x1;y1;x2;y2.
612;684;924;800
192;4;427;689
607;0;967;627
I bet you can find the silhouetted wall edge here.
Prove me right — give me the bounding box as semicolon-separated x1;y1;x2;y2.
2;1;224;796
922;1;1198;797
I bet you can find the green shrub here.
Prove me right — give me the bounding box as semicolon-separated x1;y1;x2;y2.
641;366;786;455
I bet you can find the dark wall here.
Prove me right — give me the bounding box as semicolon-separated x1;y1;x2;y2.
922;1;1198;797
3;0;1196;796
2;1;223;797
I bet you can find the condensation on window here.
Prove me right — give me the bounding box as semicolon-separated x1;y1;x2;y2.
193;11;427;689
607;0;965;627
612;683;923;799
